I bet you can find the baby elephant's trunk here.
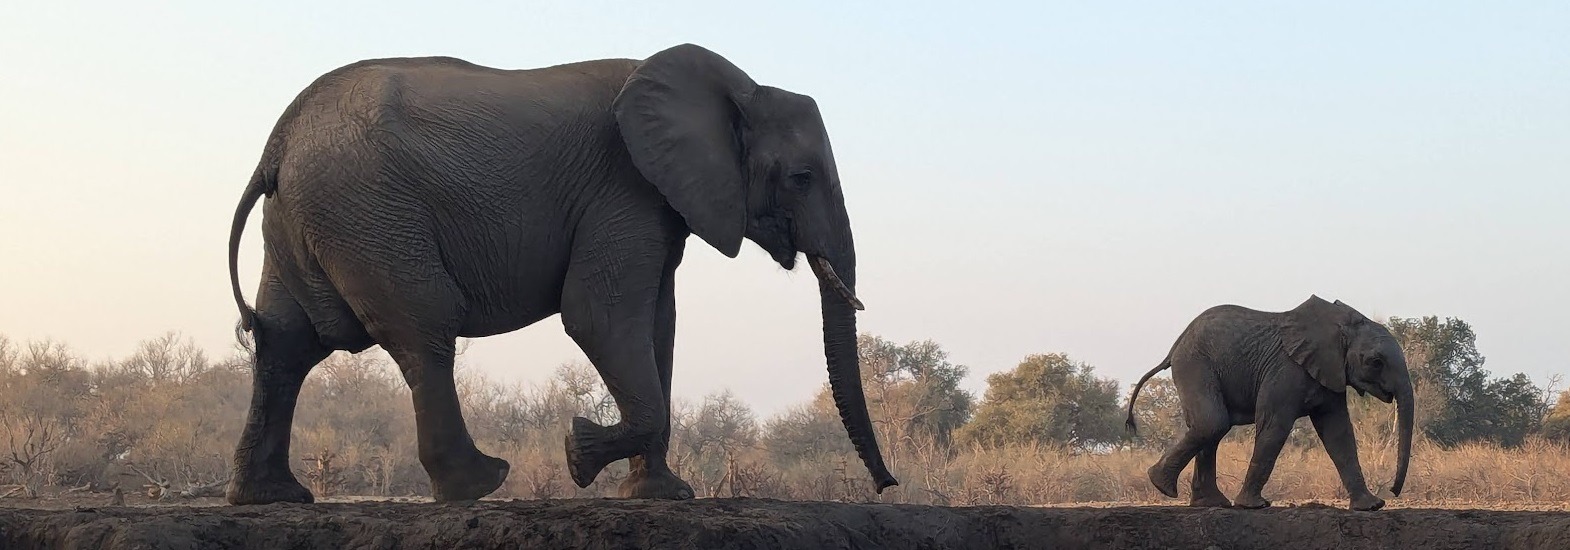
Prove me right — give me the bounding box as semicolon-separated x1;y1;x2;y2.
1391;378;1414;496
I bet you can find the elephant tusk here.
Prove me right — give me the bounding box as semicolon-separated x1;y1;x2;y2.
810;256;864;310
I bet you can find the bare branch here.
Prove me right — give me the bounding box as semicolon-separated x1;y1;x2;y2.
180;476;231;498
122;462;173;499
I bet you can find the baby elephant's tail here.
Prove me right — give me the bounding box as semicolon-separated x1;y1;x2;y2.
1124;357;1173;434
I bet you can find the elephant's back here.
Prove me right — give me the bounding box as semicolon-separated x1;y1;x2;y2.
282;56;640;136
1176;305;1282;358
270;55;645;204
262;55;656;339
351;55;639;109
1183;305;1269;334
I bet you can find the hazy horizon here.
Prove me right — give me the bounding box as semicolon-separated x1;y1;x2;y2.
2;1;1566;416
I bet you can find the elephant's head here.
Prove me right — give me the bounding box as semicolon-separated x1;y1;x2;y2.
613;44;897;492
1280;295;1413;497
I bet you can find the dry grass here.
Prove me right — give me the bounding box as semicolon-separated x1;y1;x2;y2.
869;437;1570;507
6;437;1570;510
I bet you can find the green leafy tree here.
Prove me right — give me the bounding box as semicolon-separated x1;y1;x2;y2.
857;335;974;446
958;353;1123;451
1540;389;1570;443
759;333;973;492
761;400;854;466
1387;316;1547;447
1125;375;1184;450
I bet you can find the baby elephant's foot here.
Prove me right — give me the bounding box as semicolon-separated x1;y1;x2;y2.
1190;493;1232;508
1147;463;1180;498
619;468;694;500
1350;493;1386;511
1233;493;1271;509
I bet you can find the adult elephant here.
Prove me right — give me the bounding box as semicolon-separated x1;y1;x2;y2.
1125;295;1413;511
223;43;897;505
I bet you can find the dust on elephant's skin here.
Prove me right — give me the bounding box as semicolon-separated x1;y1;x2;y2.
222;44;896;505
1126;295;1414;511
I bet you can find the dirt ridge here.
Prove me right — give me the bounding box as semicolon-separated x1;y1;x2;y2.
2;499;1569;549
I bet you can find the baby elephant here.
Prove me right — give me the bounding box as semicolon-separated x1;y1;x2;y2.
1126;295;1412;511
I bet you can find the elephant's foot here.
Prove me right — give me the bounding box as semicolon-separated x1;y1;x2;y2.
565;416;625;488
1189;493;1232;508
619;467;694;500
1147;463;1180;498
225;470;314;505
1233;493;1271;509
1350;492;1386;511
428;452;510;502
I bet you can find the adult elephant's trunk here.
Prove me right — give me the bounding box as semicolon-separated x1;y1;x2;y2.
1391;376;1414;496
809;254;898;493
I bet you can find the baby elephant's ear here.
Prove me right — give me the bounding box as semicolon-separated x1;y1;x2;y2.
1280;295;1349;391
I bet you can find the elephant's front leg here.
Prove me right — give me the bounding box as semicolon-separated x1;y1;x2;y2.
559;237;691;498
1234;411;1295;509
1310;401;1384;511
619;242;694;499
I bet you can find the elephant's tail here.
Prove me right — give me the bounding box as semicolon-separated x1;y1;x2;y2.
1124;357;1172;434
229;160;277;334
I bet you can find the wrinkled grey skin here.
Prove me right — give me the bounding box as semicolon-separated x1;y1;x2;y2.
1125;295;1413;511
223;44;897;505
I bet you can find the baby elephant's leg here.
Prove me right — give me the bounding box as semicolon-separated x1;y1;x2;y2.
1190;440;1232;507
1311;402;1384;511
1150;394;1229;499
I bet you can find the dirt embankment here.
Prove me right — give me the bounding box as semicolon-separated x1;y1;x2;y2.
2;499;1569;550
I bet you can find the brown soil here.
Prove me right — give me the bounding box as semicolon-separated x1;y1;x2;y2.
3;497;1569;549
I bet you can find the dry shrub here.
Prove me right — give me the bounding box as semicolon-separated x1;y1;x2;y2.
928;436;1570;506
1411;438;1570;502
932;444;1155;504
3;331;1569;507
831;435;1570;506
494;444;568;499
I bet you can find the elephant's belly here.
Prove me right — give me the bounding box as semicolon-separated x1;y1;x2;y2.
425;206;580;338
450;263;570;338
458;308;559;338
1222;386;1257;426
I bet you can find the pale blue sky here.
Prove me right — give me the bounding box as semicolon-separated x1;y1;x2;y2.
1;2;1566;415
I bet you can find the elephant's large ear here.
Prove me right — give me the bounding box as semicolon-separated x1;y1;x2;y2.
614;44;757;258
1280;295;1352;392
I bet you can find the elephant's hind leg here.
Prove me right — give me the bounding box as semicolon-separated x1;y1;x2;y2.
1190;442;1232;507
320;225;509;502
356;277;509;502
382;335;510;502
227;273;330;505
1149;386;1230;499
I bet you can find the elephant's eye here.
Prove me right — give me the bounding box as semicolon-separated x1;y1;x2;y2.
1369;357;1385;370
788;169;813;191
